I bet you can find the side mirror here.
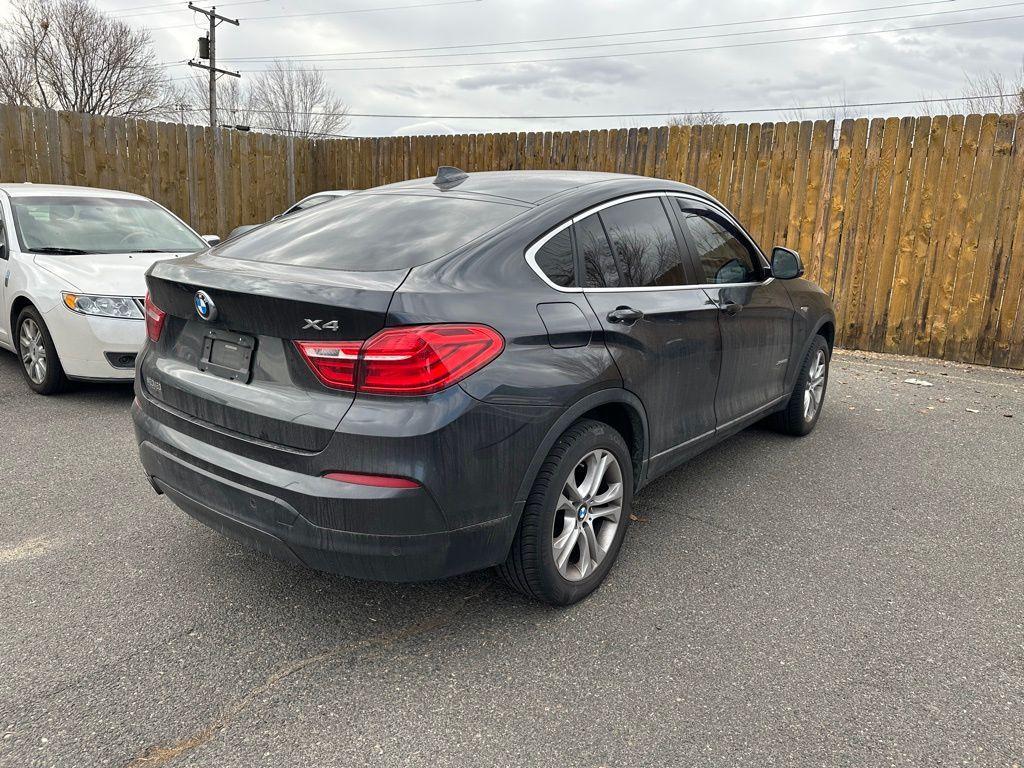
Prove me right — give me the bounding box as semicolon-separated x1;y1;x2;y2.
771;247;804;280
0;242;6;260
202;235;222;247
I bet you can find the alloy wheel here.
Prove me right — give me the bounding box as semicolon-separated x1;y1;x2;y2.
19;318;48;385
803;349;826;421
551;448;623;582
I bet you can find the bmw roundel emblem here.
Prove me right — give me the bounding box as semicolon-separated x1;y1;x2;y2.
194;290;217;322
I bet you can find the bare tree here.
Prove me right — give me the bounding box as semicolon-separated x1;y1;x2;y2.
777;91;853;125
163;72;255;127
248;60;350;138
0;0;171;117
945;65;1024;114
917;64;1024;116
667;110;724;128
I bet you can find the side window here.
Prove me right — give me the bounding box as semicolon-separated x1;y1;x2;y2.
677;202;760;284
598;198;688;287
533;227;575;287
576;213;619;288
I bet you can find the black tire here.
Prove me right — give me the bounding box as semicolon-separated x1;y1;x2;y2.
498;419;633;606
16;306;69;395
773;334;830;436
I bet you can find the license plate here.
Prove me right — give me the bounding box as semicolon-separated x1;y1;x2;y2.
199;329;256;383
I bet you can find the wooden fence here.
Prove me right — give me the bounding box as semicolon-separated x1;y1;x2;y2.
1;103;1023;370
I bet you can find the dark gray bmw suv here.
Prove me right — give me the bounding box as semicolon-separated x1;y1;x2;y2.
134;169;835;605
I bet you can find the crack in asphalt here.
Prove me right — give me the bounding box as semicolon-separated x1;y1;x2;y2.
123;586;490;768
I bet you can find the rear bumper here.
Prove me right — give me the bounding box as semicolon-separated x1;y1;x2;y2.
132;400;515;582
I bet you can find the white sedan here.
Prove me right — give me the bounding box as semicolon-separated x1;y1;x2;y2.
227;189;356;239
0;184;215;394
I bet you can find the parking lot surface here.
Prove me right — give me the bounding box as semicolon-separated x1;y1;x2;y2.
1;348;1021;767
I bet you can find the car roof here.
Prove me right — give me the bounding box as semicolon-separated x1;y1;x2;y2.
371;170;705;206
0;183;149;200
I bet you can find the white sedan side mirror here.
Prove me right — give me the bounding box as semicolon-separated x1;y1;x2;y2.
202;235;222;247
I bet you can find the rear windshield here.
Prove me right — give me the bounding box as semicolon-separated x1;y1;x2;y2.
216;193;528;271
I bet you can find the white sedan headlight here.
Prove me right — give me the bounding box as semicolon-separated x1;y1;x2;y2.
62;293;143;319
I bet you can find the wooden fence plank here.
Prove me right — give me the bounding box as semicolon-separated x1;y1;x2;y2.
0;103;28;183
20;107;42;184
958;114;1016;363
44;109;63;185
941;114;998;360
838;118;884;348
926;115;982;358
783;121;812;250
745;123;775;247
985;115;1024;367
735;123;758;223
917;115;966;357
830;119;869;312
796;120;830;281
853;116;900;351
868;117;915;351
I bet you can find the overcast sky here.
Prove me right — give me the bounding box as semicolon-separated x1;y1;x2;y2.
5;0;1024;135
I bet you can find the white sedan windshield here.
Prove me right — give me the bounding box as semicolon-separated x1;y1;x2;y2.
10;196;206;254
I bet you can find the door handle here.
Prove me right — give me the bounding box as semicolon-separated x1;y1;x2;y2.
607;306;644;324
719;300;743;316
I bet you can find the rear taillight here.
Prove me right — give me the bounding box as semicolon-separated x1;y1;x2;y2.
144;293;166;343
295;324;503;396
293;340;362;391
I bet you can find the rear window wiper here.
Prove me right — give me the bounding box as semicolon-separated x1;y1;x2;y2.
28;246;90;255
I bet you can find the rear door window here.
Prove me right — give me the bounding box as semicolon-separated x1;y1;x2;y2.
217;193;528;272
598;198;688;287
576;213;619;288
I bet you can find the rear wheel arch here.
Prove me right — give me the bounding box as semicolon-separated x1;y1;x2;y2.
514;389;649;507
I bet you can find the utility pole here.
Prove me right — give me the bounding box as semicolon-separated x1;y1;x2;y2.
187;4;240;239
186;3;240;131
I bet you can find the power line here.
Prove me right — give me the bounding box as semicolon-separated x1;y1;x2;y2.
219;1;1024;64
220;0;962;62
150;0;483;30
232;11;1024;72
174;92;1022;122
117;0;269;20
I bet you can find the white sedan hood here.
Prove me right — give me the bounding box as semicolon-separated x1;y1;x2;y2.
33;252;192;296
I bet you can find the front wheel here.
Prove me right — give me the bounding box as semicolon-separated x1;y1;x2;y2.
17;307;69;395
774;334;830;436
498;419;633;606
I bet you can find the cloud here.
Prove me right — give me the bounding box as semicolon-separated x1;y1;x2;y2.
373;83;440;100
95;0;1024;135
392;120;457;135
454;59;648;101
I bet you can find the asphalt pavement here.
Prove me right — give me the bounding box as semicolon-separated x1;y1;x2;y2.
1;348;1021;767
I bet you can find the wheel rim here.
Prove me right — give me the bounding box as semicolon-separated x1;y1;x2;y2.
803;349;826;422
19;318;48;385
551;448;623;582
